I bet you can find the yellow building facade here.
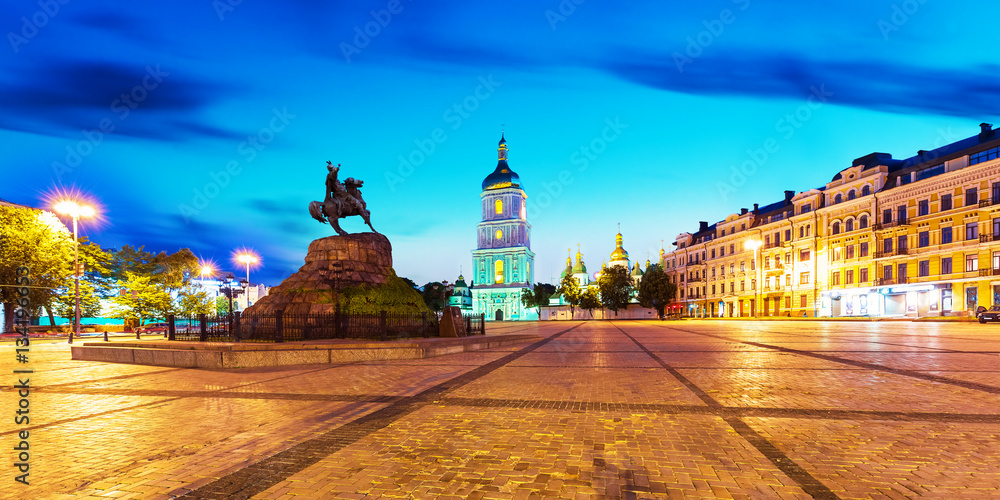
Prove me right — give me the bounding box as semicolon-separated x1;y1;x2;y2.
662;123;1000;318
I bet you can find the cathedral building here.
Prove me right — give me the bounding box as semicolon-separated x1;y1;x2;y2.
471;135;536;321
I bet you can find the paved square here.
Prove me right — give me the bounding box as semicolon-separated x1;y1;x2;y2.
4;320;1000;499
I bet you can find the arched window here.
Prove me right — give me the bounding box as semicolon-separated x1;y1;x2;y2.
494;198;503;214
848;190;856;200
846;219;854;232
862;185;871;196
834;194;843;204
832;222;841;235
494;229;503;240
494;260;504;284
860;215;869;229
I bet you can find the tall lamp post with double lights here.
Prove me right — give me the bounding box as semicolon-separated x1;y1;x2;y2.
54;199;96;344
219;274;248;336
744;239;763;319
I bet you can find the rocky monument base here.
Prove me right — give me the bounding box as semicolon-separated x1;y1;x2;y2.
244;232;429;316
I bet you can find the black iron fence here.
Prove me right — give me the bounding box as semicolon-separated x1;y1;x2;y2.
164;309;486;342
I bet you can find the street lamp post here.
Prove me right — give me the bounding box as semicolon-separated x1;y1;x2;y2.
745;239;763;319
236;251;259;310
54;200;95;344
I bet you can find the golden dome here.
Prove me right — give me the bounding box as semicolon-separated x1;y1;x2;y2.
610;232;629;262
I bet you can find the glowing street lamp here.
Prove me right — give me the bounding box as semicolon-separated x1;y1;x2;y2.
235;251;259;284
54;199;97;343
744;239;763;319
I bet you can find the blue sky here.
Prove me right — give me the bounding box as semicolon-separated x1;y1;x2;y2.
2;1;997;286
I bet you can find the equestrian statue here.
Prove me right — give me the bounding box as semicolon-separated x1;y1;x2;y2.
309;161;377;236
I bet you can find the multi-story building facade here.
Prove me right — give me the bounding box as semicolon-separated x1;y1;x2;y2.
663;123;1000;318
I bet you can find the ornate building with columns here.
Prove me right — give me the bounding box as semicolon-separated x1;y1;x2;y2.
471;135;536;321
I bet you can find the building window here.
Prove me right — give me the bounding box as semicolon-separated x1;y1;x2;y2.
785;296;791;308
966;222;979;241
860;267;869;282
970;146;1000;165
720;247;725;257
801;203;811;214
799;226;805;238
720;265;725;276
730;244;735;254
966;254;978;272
994;251;1000;270
712;268;716;277
494;198;503;214
711;248;716;258
897;205;907;224
834;194;842;204
883;266;893;280
494;260;504;283
883;238;893;254
846;219;854;232
941;194;952;211
833;247;842;261
846;269;854;284
859;215;868;229
751;279;756;290
712;284;716;295
883;209;892;224
807;225;812;236
848;190;856;200
942;226;953;244
898;263;907;281
919;231;929;247
740;261;746;272
918;200;929;216
730;263;735;274
832;272;840;286
846;245;855;259
942;257;953;275
800;249;811;261
786;274;791;286
800;272;810;284
832;222;840;235
919;260;929;277
800;295;807;308
862;185;871;196
860;242;869;257
966;187;978;207
897;234;907;251
730;282;735;293
495;229;503;240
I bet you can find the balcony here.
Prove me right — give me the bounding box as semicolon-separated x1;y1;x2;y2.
981;233;1000;243
980;268;1000;277
979;198;999;208
764;241;780;249
874;219;909;231
875;248;908;258
688;276;705;283
877;277;908;286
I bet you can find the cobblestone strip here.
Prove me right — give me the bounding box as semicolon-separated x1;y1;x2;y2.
180;325;583;500
611;322;840;500
666;325;1000;395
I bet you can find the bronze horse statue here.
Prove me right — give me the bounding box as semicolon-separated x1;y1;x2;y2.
309;162;377;236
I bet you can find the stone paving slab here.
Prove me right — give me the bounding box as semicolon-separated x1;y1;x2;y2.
5;319;1000;499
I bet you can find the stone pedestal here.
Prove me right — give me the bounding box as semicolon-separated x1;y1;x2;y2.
245;232;393;315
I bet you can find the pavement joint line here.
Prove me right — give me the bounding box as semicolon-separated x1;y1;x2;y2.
664;324;1000;395
611;321;841;500
178;323;584;500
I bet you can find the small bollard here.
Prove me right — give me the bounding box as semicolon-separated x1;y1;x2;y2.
136;331;141;340
103;331;109;342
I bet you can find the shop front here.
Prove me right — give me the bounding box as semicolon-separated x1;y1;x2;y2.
821;284;945;318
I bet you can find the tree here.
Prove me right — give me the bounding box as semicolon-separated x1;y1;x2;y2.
557;274;582;319
151;248;199;290
105;272;173;326
0;206;75;332
421;282;449;312
53;280;103;319
579;288;602;318
176;287;215;317
216;296;230;316
520;282;556;319
597;265;634;317
637;264;677;319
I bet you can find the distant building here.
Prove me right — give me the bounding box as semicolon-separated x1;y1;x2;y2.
448;273;473;311
471;134;536;321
